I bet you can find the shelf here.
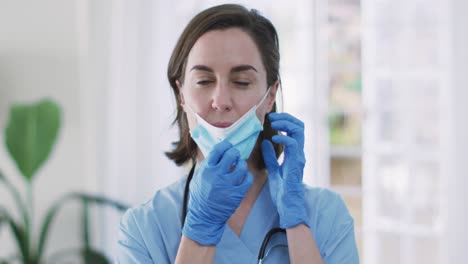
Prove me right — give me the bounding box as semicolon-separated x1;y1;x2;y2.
369;217;443;237
330;185;362;197
330;145;362;158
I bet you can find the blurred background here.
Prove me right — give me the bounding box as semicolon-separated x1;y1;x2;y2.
1;0;467;263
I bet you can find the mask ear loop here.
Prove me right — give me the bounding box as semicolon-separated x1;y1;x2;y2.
267;78;285;163
180;85;195;115
261;79;283;115
275;78;284;113
180;85;206;131
255;86;274;120
259;86;272;107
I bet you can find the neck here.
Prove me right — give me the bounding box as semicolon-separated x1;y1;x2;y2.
246;148;267;187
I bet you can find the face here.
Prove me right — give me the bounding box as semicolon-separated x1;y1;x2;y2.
177;28;278;131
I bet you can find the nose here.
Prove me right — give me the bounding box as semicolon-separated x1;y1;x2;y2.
211;83;232;112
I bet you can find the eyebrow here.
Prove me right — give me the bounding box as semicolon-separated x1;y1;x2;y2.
190;64;258;73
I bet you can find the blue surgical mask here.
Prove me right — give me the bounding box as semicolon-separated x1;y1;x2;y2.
187;88;271;160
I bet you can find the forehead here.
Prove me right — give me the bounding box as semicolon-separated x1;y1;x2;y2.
186;28;265;73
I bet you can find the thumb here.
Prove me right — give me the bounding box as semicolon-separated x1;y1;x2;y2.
261;139;279;174
237;172;254;197
262;140;280;208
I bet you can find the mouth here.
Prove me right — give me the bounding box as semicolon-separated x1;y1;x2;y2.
212;122;234;128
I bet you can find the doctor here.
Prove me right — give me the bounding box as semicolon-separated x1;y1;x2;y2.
117;4;359;264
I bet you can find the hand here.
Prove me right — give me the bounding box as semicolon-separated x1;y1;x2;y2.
261;112;308;229
183;141;253;246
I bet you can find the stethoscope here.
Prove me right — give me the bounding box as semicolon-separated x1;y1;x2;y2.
181;164;287;263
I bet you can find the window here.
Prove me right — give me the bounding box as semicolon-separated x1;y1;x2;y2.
327;0;363;258
361;0;450;263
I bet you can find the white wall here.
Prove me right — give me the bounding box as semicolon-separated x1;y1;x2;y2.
90;0;186;254
0;0;84;259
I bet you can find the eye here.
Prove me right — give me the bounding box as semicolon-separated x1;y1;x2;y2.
234;81;250;87
196;80;213;86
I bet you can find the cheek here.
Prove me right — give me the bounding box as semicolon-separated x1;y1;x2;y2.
181;94;198;131
185;87;210;109
182;90;207;126
183;95;212;130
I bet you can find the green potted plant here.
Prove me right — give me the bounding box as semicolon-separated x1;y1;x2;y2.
0;99;128;264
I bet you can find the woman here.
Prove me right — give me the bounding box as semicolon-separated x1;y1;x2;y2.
117;4;359;264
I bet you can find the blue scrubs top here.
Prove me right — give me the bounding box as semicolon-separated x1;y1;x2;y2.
116;177;359;263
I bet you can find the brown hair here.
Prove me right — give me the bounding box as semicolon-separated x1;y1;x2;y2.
165;4;283;167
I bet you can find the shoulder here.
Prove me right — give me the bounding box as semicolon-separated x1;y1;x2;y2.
120;177;187;240
123;177;187;226
303;185;350;219
303;185;353;230
118;177;187;260
118;178;187;262
302;185;358;260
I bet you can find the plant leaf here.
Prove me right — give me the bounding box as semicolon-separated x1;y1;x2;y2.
81;248;109;264
0;254;21;264
0;206;29;262
82;199;90;250
0;212;4;233
46;248;109;264
0;170;30;237
36;192;129;262
5;99;61;182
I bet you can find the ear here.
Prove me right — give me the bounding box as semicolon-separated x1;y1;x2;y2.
176;80;186;107
266;81;279;112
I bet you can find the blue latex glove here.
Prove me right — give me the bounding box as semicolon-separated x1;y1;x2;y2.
261;112;308;229
183;141;253;246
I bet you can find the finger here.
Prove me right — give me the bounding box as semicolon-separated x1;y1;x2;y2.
272;135;298;161
268;112;304;128
223;159;248;185
270;120;304;136
266;167;281;207
267;164;281;185
271;120;304;149
217;147;240;172
207;140;233;166
261;140;279;174
270;120;302;135
272;135;305;183
234;171;253;196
